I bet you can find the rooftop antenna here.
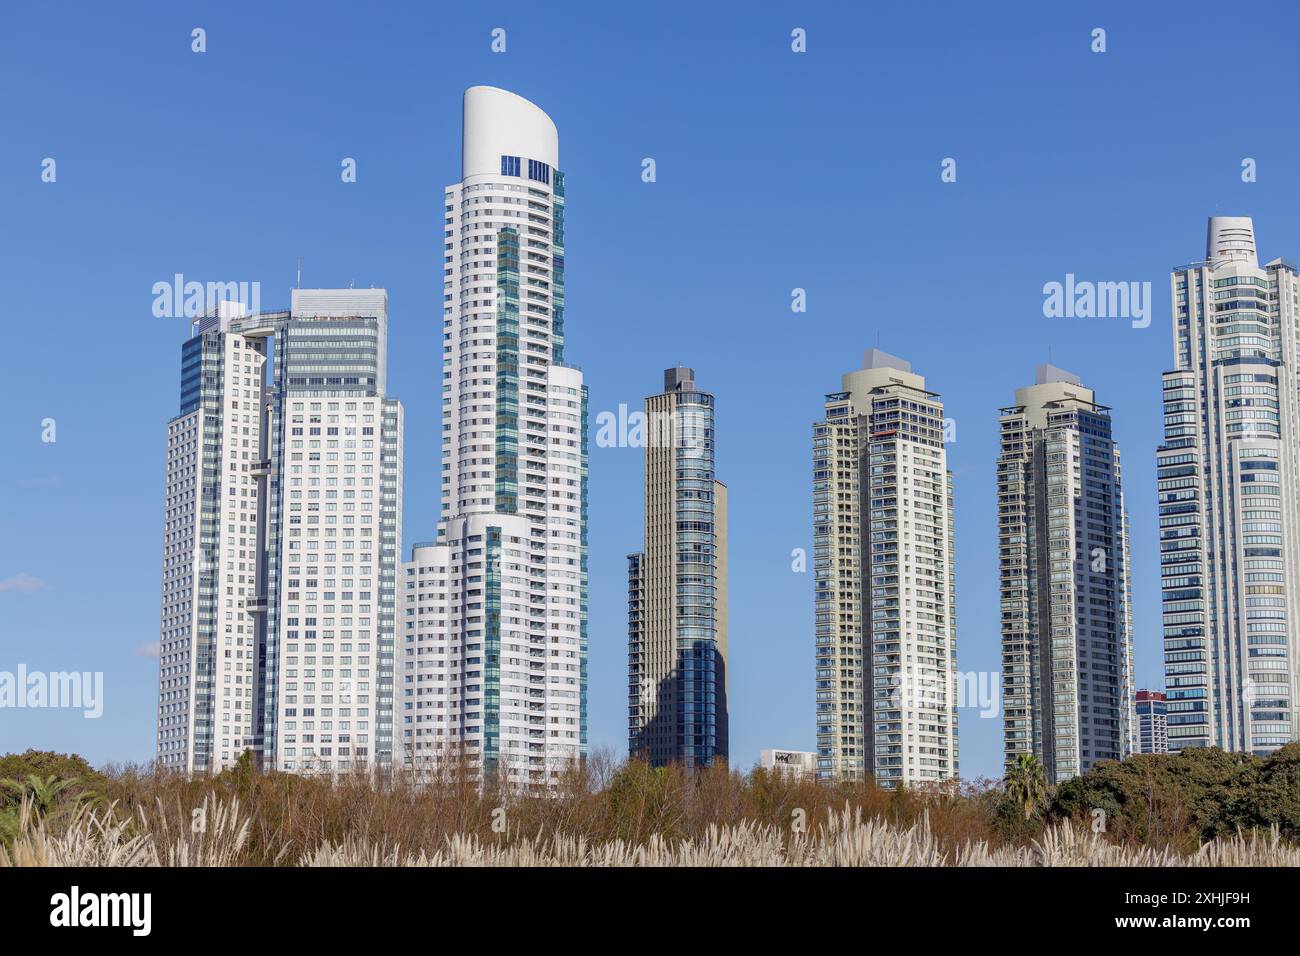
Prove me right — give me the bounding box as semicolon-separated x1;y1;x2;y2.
296;257;301;289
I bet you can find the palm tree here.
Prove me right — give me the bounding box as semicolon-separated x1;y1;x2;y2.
1003;753;1048;820
0;774;79;816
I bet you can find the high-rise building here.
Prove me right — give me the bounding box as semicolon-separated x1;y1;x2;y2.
157;290;403;775
265;290;404;774
998;365;1135;783
813;349;958;786
627;367;728;768
1136;689;1169;755
158;301;269;774
399;87;587;786
1159;217;1300;755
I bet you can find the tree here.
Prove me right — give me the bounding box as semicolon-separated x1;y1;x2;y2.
1;774;77;815
0;750;106;795
1004;753;1048;821
0;752;106;849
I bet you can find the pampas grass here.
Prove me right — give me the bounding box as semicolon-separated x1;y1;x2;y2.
6;798;1298;867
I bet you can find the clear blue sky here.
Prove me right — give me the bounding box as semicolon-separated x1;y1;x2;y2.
3;1;1299;781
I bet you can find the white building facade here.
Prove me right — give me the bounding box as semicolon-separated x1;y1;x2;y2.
400;87;588;787
1159;217;1300;754
158;303;269;773
157;292;403;776
813;350;958;786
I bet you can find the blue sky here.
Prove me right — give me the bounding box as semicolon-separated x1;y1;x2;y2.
2;1;1299;781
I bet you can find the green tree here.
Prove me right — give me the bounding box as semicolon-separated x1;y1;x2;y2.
1;774;77;815
1004;753;1048;821
0;751;107;849
0;750;106;795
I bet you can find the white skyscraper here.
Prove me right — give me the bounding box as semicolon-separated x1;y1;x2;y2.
1159;217;1300;754
158;302;269;774
157;291;404;775
813;349;958;786
400;87;587;787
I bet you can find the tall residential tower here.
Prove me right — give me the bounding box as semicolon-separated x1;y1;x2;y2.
813;350;958;786
400;87;588;786
1159;217;1300;754
157;290;403;775
998;365;1134;783
627;367;729;768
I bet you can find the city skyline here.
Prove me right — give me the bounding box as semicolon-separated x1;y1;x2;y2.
6;4;1300;782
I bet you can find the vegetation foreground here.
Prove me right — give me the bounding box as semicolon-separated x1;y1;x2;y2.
3;745;1300;867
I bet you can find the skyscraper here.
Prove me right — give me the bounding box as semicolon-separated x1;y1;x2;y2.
1159;216;1300;755
157;290;404;775
158;301;269;774
998;365;1135;783
265;290;404;774
813;349;958;786
1135;689;1169;755
627;367;729;768
399;87;587;786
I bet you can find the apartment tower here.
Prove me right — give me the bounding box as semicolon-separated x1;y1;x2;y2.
1136;689;1169;755
157;290;403;775
399;87;588;786
1159;216;1300;754
813;349;958;786
998;365;1135;783
627;367;729;768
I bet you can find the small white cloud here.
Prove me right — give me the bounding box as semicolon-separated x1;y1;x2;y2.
136;641;161;659
0;573;47;594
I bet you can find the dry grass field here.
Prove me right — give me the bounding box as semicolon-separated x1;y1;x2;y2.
3;748;1299;867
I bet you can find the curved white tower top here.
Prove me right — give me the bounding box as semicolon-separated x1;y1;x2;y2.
462;85;558;179
402;86;586;788
1207;215;1258;267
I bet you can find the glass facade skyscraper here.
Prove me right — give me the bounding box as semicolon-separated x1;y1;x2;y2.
1159;217;1300;754
998;365;1135;783
627;367;729;768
